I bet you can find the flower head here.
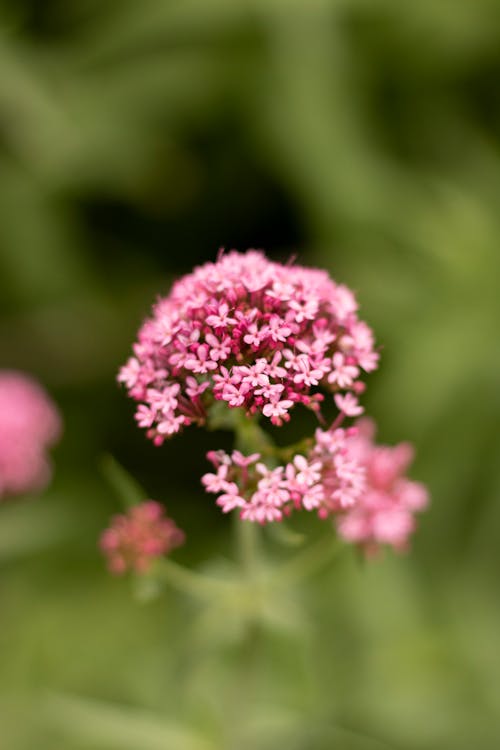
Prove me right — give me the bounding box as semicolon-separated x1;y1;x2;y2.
119;250;378;442
336;419;429;555
100;500;185;574
0;371;62;499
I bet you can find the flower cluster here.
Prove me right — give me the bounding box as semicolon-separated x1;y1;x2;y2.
336;419;429;554
119;250;378;443
0;371;62;500
100;500;185;574
202;426;365;524
116;250;428;560
202;419;428;552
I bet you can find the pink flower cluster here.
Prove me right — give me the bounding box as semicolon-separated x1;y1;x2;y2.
118;250;378;442
336;419;429;554
202;426;365;524
202;419;428;552
116;251;429;559
100;500;185;574
0;371;62;500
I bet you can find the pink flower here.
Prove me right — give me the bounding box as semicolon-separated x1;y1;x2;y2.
157;414;187;436
231;451;260;467
221;382;250;407
146;384;180;414
262;397;294;424
240;493;284;523
135;404;156;428
254;382;284;401
328;352;359;388
100;500;185;574
0;371;62;500
118;357;141;389
201;464;231;493
289;354;324;387
266;352;287;379
334;393;364;417
205;302;237;329
288;297;319;323
339;321;379;372
292;455;322;486
301;484;324;511
336;419;429;554
243;323;264;349
185;377;210;399
206;333;231;362
184;344;218;374
264;315;292;343
216;484;246;513
119;250;378;444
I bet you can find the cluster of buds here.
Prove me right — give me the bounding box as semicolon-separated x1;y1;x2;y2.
0;371;62;500
100;500;185;574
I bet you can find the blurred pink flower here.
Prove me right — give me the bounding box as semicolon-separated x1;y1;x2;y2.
334;392;364;417
100;500;185;574
119;250;378;441
0;371;62;500
337;418;429;554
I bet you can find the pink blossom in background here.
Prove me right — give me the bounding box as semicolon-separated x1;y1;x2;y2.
0;371;62;500
100;500;185;574
336;419;429;555
119;250;379;442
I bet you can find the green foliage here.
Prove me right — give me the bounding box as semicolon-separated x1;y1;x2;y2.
1;0;500;747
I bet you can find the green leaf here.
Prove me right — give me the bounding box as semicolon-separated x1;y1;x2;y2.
44;693;216;750
100;454;146;509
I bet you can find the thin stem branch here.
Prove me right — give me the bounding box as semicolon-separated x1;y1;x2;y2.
271;533;342;587
156;558;237;600
100;454;146;509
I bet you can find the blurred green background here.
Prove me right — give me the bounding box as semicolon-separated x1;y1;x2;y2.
1;0;500;748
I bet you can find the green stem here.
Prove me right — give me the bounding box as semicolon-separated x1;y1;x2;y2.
275;436;314;462
232;412;271;580
233;411;275;459
156;558;237;600
233;512;259;579
100;454;145;509
227;412;266;748
271;534;341;587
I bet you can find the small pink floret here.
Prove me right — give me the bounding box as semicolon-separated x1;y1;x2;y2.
334;393;364;417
